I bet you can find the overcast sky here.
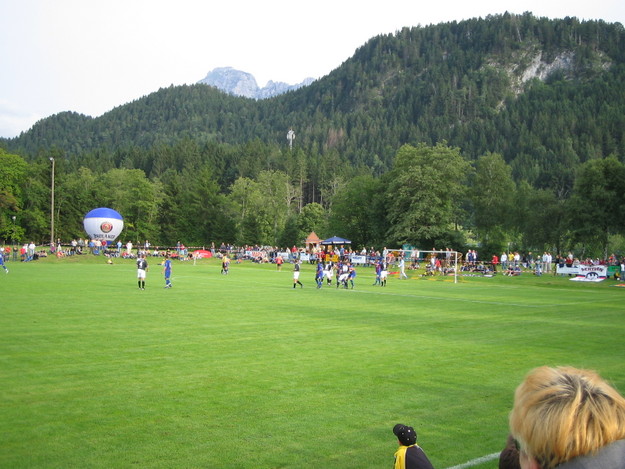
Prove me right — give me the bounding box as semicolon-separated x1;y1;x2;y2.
1;0;623;138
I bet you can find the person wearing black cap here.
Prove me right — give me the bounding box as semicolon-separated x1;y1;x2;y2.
392;424;435;469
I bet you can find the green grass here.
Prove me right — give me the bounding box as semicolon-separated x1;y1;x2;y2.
1;255;624;468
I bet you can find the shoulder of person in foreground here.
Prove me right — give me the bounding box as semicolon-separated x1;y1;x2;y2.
557;439;625;469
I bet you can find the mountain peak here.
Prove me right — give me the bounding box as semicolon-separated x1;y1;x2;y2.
198;67;313;99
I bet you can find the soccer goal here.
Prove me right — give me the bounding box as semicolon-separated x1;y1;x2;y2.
386;249;462;284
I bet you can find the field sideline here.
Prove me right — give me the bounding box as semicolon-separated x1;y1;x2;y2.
1;256;624;468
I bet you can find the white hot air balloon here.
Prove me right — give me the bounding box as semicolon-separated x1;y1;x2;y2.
83;208;124;242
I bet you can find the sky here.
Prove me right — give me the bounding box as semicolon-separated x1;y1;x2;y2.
1;0;623;139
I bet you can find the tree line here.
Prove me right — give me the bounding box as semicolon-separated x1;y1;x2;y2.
2;141;624;259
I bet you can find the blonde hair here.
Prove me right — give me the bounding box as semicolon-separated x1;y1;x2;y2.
509;366;625;469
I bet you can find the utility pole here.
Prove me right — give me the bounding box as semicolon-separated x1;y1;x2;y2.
50;157;55;249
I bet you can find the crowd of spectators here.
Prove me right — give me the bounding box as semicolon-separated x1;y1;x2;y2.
4;238;625;281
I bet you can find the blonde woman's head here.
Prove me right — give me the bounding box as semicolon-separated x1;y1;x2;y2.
509;366;625;469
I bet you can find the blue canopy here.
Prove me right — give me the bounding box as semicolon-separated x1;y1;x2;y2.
321;236;351;245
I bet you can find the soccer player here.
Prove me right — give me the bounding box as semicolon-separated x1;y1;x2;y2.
380;261;388;287
136;253;148;290
373;259;382;285
337;262;349;288
0;251;8;274
399;256;408;279
221;255;230;275
162;255;172;288
293;259;303;288
348;265;356;289
323;261;334;286
315;260;324;288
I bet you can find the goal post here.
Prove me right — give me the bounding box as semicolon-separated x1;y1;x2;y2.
385;248;461;284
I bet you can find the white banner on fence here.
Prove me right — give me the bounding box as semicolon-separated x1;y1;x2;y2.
350;255;367;264
567;265;607;282
556;265;579;275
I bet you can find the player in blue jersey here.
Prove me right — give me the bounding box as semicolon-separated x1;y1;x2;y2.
348;264;356;289
315;260;324;288
0;251;8;274
373;260;382;285
162;255;172;288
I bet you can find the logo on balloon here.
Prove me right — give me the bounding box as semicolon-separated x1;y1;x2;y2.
83;208;124;241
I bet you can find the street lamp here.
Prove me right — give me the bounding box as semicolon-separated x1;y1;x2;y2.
49;157;55;250
12;215;17;261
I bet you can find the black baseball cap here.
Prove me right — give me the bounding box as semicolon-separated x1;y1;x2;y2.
393;424;417;445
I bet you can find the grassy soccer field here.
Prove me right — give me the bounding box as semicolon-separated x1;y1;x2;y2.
1;255;624;468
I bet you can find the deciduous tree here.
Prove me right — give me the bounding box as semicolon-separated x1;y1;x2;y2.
385;143;471;247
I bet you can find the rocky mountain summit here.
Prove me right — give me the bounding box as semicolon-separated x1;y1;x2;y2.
198;67;314;99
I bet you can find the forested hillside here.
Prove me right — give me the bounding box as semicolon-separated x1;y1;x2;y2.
2;13;625;257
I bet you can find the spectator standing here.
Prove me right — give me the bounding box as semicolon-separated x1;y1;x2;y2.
290;245;298;261
492;254;499;273
27;242;36;261
501;252;508;271
542;252;552;275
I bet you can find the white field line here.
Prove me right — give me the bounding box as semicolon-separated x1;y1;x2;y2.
444;452;500;469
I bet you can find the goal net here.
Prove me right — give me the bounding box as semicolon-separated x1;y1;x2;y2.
385;249;461;284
